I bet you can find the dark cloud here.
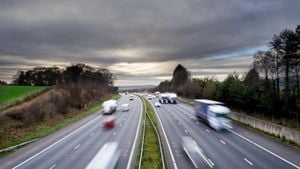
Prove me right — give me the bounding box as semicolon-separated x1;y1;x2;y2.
0;0;299;85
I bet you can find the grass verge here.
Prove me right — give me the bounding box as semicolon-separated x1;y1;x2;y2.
135;96;164;169
0;93;119;158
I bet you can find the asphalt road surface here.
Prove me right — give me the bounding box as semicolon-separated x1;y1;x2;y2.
0;94;142;169
149;97;300;169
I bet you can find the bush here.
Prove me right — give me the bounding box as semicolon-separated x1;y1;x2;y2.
213;73;260;111
7;109;24;121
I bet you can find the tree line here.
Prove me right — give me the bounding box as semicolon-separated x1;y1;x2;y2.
156;25;300;127
12;63;114;86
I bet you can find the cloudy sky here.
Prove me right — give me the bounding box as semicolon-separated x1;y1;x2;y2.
0;0;299;86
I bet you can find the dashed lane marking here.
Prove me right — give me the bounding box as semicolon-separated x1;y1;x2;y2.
244;158;253;166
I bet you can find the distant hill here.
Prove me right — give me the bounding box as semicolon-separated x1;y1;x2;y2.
118;85;156;91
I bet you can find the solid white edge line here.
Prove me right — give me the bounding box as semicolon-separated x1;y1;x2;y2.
12;114;104;169
126;95;143;169
230;129;300;169
152;101;178;169
244;158;253;166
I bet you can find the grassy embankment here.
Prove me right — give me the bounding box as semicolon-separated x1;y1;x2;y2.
0;93;120;158
135;97;165;169
0;85;48;110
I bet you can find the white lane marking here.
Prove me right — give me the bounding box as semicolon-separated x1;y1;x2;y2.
184;130;188;133
74;144;80;150
113;131;117;135
208;159;215;167
126;97;143;169
90;132;94;136
244;158;253;166
152;102;178;169
220;140;226;145
206;129;210;133
230;129;300;169
178;122;181;125
196;122;199;124
49;164;56;169
12;114;104;169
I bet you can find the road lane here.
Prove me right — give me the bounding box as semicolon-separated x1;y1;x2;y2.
0;94;143;169
149;97;300;169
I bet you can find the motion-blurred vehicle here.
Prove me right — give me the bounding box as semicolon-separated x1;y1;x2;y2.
102;100;117;115
155;91;160;98
154;102;161;107
85;142;120;169
194;99;231;131
121;103;129;112
166;92;177;104
129;94;134;100
147;94;154;100
182;136;213;169
102;116;116;129
159;93;168;104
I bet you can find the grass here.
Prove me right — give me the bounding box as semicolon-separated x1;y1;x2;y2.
0;93;119;158
135;97;163;169
0;85;48;108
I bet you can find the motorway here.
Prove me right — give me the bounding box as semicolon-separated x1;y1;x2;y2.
1;94;300;169
148;97;300;169
0;94;142;169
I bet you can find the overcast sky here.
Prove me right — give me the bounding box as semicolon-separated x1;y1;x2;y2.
0;0;299;86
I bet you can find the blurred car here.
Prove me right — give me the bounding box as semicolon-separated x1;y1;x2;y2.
154;102;161;107
182;136;214;168
121;103;129;112
85;142;120;169
102;116;116;129
147;94;153;100
129;94;134;100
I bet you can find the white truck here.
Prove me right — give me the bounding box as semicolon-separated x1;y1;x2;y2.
159;93;168;104
102;100;117;115
85;142;120;169
166;93;177;104
194;99;231;131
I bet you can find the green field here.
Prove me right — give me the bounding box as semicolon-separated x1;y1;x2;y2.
0;85;48;106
